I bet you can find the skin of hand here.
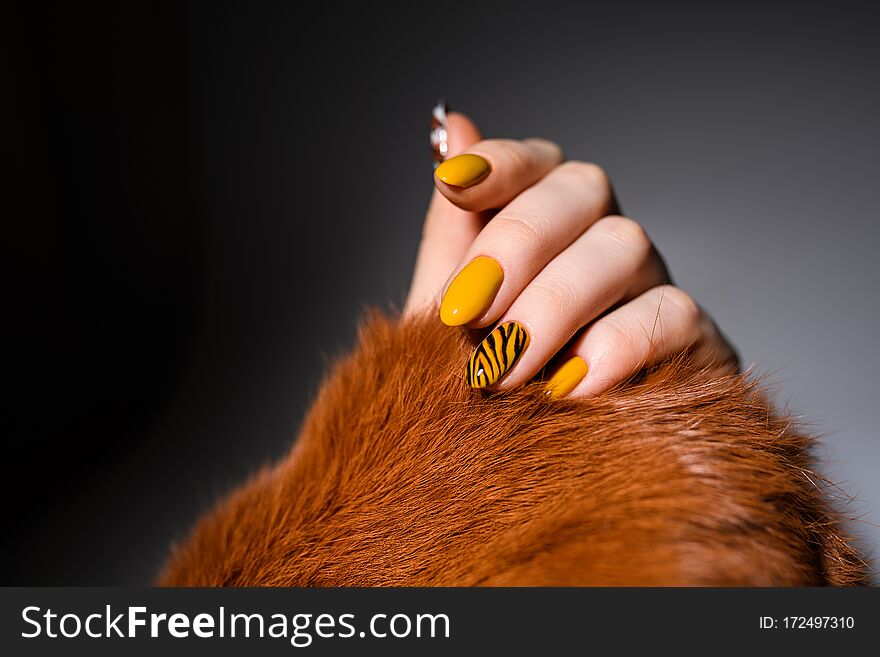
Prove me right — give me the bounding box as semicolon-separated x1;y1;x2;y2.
405;111;738;398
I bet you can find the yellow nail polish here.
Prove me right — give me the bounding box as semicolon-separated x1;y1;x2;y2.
467;321;529;389
545;356;589;399
434;154;491;188
440;257;504;326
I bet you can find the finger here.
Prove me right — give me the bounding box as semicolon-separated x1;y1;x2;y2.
546;285;739;398
404;110;483;315
440;162;616;328
467;215;666;390
434;138;564;212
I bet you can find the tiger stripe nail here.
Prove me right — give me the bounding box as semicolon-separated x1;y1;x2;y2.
466;321;530;389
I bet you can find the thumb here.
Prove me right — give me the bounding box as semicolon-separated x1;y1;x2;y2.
405;105;485;315
444;110;483;160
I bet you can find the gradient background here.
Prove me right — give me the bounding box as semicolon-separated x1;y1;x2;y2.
7;1;878;583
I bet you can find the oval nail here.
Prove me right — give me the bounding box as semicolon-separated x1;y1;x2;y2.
440;256;504;326
466;321;529;389
545;356;589;399
435;154;491;188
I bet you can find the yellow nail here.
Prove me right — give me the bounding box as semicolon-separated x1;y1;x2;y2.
467;321;529;389
545;356;588;399
440;257;504;326
435;154;491;188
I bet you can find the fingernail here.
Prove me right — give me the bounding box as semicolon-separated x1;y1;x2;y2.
545;356;589;399
440;256;504;326
430;99;448;170
467;321;529;389
435;154;491;188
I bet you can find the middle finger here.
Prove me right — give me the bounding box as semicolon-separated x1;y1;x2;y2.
439;161;616;328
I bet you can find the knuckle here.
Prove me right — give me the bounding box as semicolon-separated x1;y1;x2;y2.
492;212;548;251
501;139;532;174
557;160;610;191
597;215;652;257
658;285;703;326
531;278;579;317
595;316;633;352
588;319;637;370
523;137;562;159
472;137;508;153
527;138;565;163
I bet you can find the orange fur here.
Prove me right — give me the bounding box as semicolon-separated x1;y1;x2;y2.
159;311;869;586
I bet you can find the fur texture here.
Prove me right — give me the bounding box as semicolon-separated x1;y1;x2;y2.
159;311;869;586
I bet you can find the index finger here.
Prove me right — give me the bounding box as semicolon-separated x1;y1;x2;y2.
434;138;564;212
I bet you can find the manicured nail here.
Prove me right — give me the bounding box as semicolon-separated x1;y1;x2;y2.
440;256;504;326
430;99;448;170
545;356;589;399
467;321;529;389
435;153;491;188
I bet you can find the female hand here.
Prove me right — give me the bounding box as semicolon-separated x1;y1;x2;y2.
406;107;737;398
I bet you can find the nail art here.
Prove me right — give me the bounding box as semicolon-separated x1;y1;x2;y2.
431;99;448;170
435;153;491;188
440;256;504;326
545;356;589;399
467;321;530;389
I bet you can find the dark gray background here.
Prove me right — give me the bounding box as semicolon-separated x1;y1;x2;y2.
7;1;878;583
